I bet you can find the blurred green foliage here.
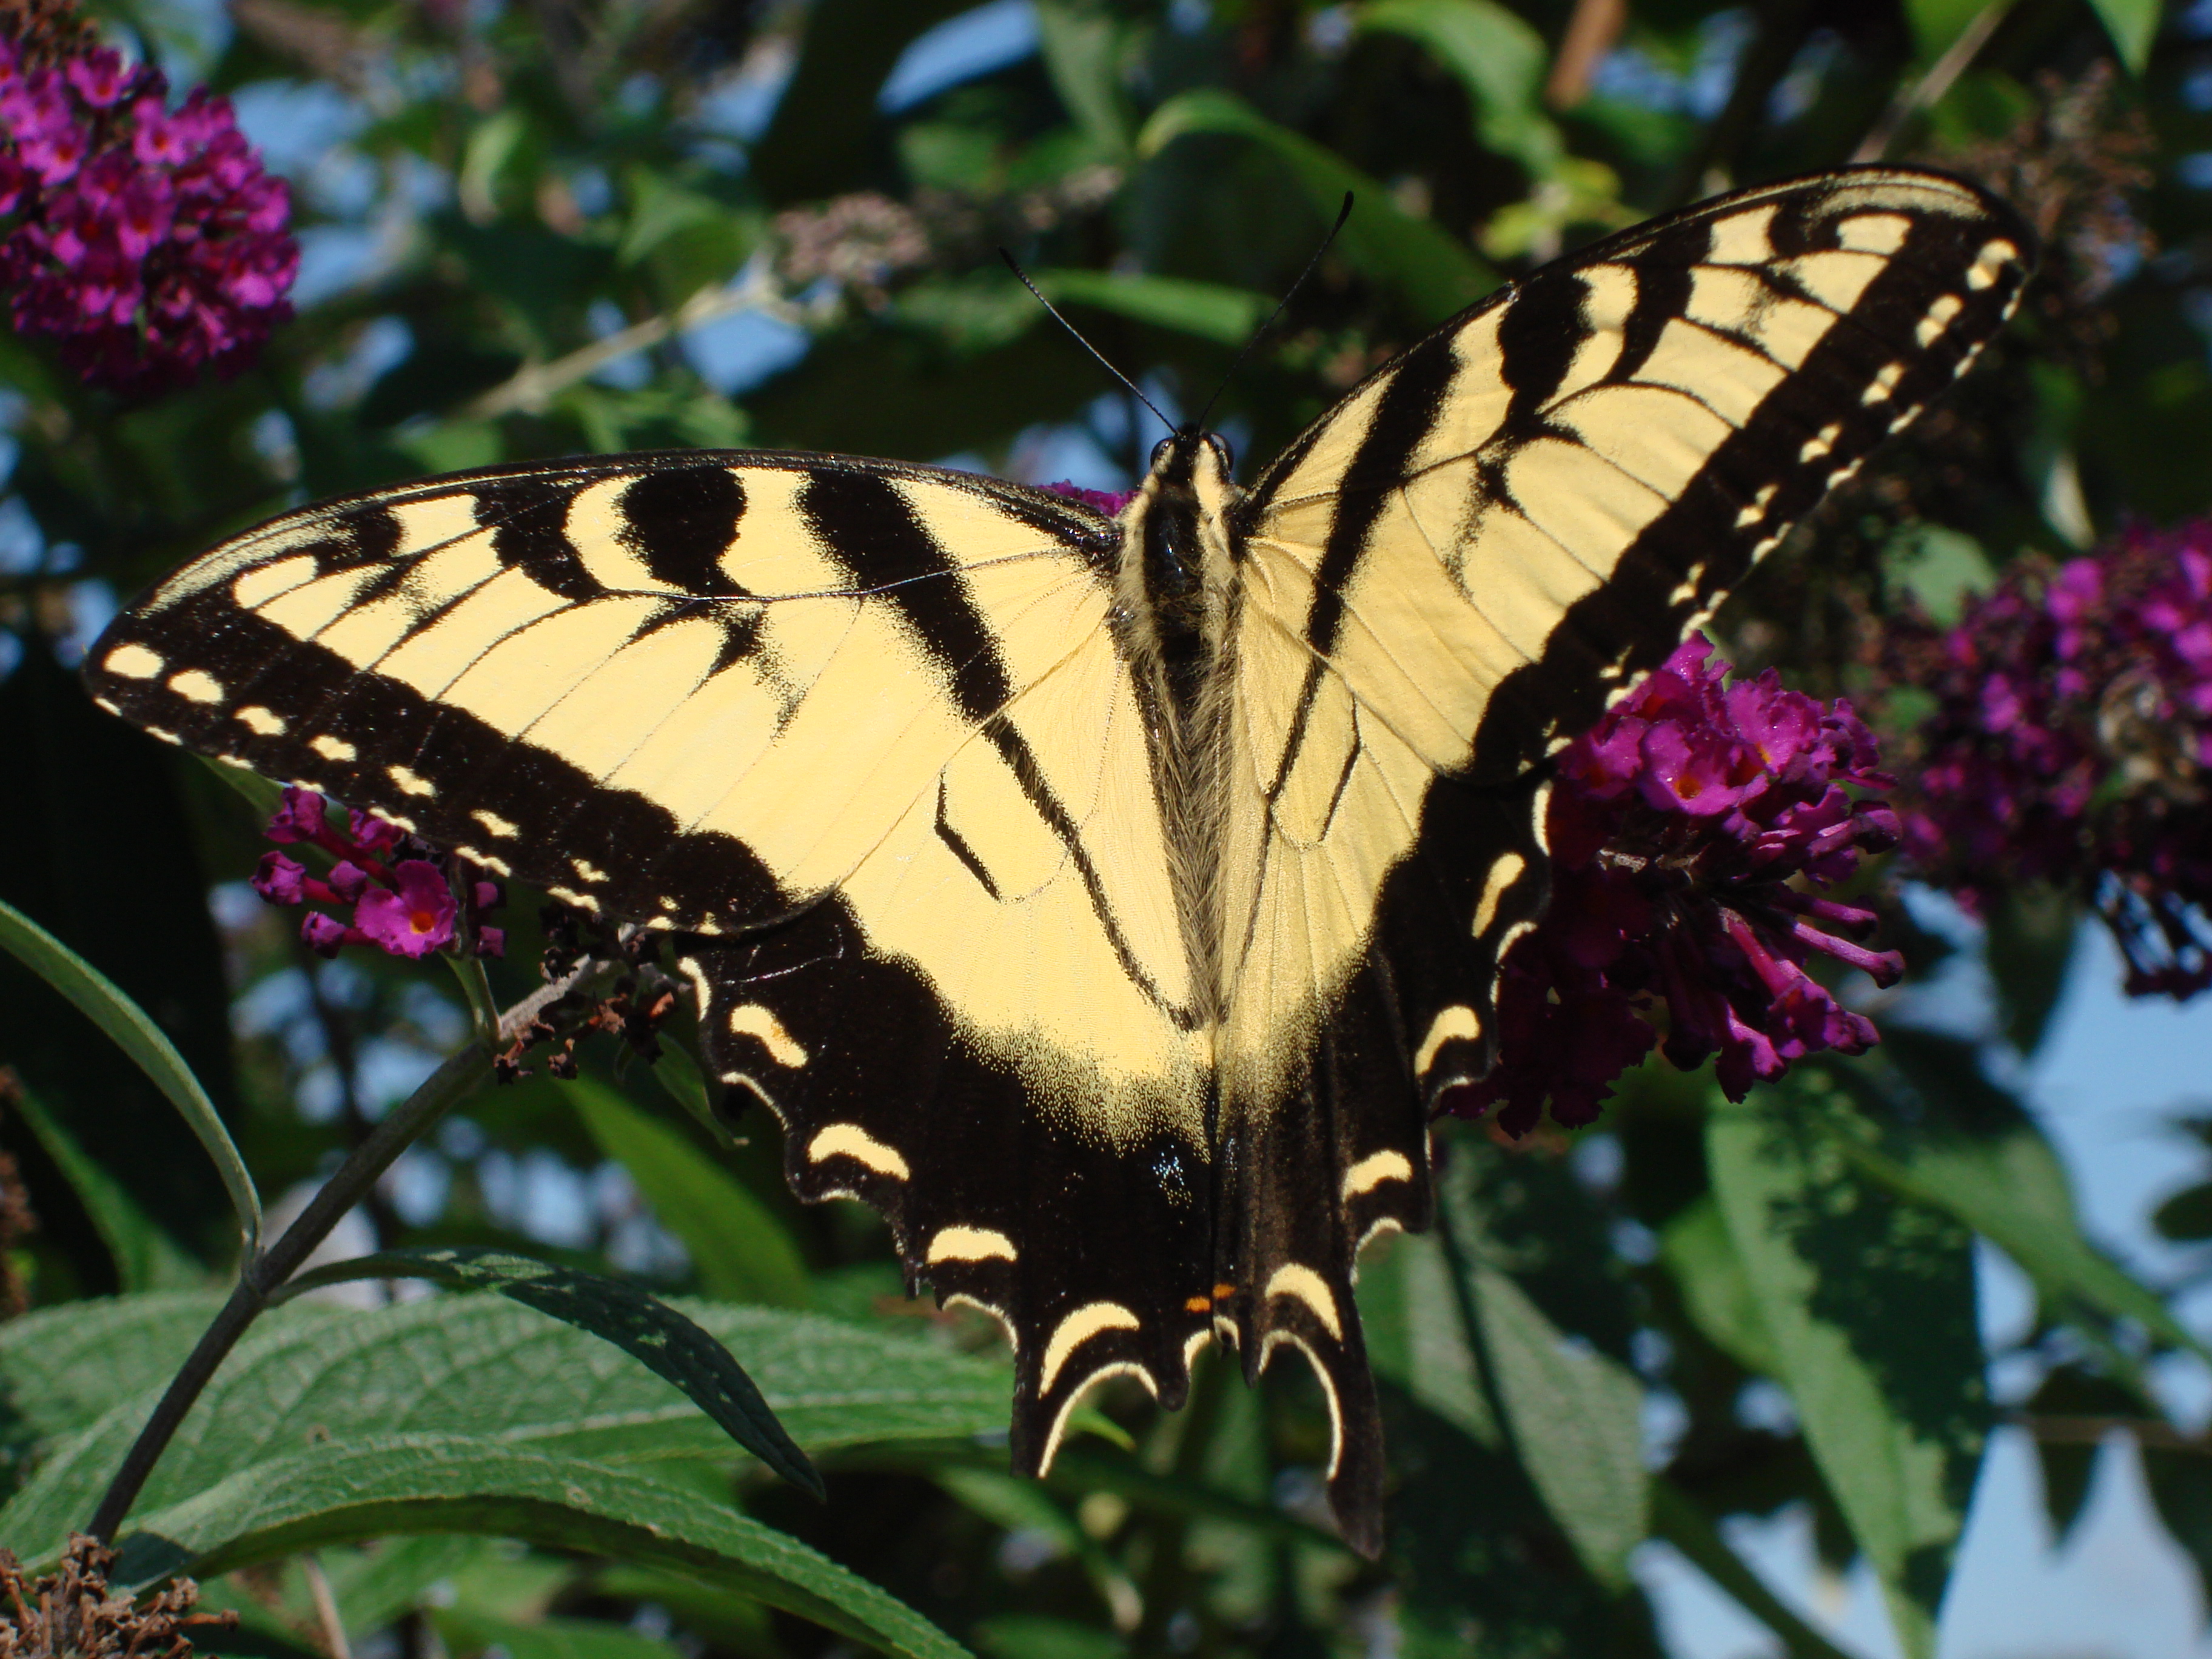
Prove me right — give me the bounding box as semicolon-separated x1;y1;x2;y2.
4;0;2212;1655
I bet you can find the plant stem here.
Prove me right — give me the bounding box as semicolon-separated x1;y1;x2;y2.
1851;0;2014;163
84;958;622;1543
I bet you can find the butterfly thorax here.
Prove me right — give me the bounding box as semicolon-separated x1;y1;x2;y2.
1116;429;1244;1030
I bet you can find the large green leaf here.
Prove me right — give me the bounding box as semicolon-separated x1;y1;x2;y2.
1430;1161;1645;1592
1659;1195;1781;1378
1709;1087;1988;1659
0;1294;1010;1559
436;1606;685;1659
1834;1039;2205;1361
569;1080;813;1308
5;1077;203;1292
279;1246;820;1496
1034;0;1132;158
0;896;260;1253
1464;1261;1646;1590
1032;269;1270;347
104;1436;968;1659
1136;89;1493;321
0;1290;240;1443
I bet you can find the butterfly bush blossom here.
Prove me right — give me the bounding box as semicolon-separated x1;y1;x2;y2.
1043;481;1136;515
0;30;296;394
1451;636;1905;1138
250;789;504;962
1889;522;2212;997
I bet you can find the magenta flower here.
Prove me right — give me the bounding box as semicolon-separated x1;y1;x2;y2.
1892;521;2212;998
247;788;504;962
1449;637;1904;1137
1043;481;1137;515
354;862;459;959
0;35;295;395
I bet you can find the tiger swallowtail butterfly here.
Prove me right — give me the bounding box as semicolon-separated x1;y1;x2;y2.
86;166;2033;1554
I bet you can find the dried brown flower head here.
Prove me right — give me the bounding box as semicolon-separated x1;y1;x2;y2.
0;1535;233;1659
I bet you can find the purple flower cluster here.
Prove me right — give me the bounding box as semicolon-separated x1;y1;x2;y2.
1043;481;1137;515
1452;637;1905;1137
250;789;504;962
1893;524;2212;997
0;35;296;394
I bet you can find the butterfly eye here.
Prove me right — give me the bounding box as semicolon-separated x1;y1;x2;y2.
1150;437;1175;469
1206;433;1235;472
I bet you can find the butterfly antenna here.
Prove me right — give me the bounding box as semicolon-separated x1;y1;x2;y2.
1195;191;1355;434
1000;249;1175;434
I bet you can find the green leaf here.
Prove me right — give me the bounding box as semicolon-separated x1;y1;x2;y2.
1438;1168;1646;1594
195;752;285;822
2086;0;2159;73
1358;0;1561;174
1358;1230;1498;1446
2155;1181;2212;1241
5;1076;203;1292
0;1290;236;1443
649;1037;737;1151
105;1436;970;1659
0;1293;1010;1560
1031;269;1270;347
1659;1196;1781;1378
1468;1264;1646;1589
1709;1087;1988;1659
1034;0;1131;157
1136;89;1493;321
972;1615;1126;1659
277;1245;821;1498
1981;887;2079;1057
437;1607;685;1659
1903;0;1994;56
0;896;260;1253
569;1079;813;1308
1883;521;1994;628
1835;1038;2207;1361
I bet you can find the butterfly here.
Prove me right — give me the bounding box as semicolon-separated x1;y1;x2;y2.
85;166;2032;1555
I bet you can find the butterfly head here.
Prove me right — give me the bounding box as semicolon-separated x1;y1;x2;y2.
1125;426;1240;611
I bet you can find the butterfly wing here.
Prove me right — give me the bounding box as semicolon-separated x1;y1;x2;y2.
86;452;1218;1469
1215;167;2034;1547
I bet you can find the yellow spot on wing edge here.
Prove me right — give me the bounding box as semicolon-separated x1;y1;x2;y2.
238;706;286;735
729;1003;808;1068
474;808;519;837
1039;1301;1141;1393
103;643;164;680
1968;239;2020;290
168;669;223;705
927;1225;1016;1264
388;764;434;797
310;734;357;762
1341;1148;1416;1200
1915;292;1964;347
1036;1360;1159;1476
808;1122;910;1180
1413;1008;1481;1078
1260;1328;1346;1480
1265;1264;1344;1341
1471;852;1527;937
